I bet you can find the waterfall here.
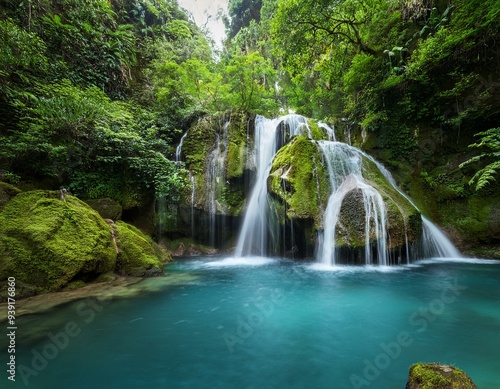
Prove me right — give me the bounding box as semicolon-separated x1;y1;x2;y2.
318;122;336;141
422;216;462;258
206;121;230;247
234;114;311;257
316;142;387;265
175;131;188;162
190;174;196;239
355;149;462;259
227;114;461;263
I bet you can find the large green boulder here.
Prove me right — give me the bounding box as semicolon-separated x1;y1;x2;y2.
0;191;116;296
268;137;422;258
269;136;329;224
114;221;168;277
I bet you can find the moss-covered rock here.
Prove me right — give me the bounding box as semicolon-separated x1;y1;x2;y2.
269;136;329;224
268;137;422;260
85;198;123;220
406;363;477;389
0;181;21;210
114;221;168;277
0;191;116;296
406;165;500;257
180;111;254;215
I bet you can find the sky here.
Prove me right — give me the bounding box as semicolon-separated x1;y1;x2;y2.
177;0;229;48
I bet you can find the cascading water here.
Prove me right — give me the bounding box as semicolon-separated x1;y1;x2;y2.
421;216;462;258
234;114;312;257
233;114;461;264
175;131;188;162
206;121;230;247
354;149;462;259
316;142;388;266
318;122;336;141
156;131;190;241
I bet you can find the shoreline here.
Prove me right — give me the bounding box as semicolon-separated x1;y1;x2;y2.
0;276;143;322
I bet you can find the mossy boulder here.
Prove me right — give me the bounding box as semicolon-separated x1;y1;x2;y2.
114;221;168;277
85;198;123;220
268;137;422;259
0;191;116;296
406;363;477;389
269;136;329;224
0;181;21;210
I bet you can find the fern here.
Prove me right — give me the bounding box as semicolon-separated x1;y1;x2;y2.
459;128;500;191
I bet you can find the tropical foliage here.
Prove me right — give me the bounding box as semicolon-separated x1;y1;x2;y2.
460;128;500;191
0;0;498;247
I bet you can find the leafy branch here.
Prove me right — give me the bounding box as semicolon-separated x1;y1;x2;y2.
459;128;500;191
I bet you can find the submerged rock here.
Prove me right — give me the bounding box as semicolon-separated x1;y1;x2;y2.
406;363;477;388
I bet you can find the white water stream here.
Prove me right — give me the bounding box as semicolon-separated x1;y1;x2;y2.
234;115;311;256
177;114;460;264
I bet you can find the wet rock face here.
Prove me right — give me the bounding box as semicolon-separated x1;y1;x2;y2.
406;363;477;389
180;111;254;217
337;188;367;247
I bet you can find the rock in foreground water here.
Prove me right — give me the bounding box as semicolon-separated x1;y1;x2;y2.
406;363;477;389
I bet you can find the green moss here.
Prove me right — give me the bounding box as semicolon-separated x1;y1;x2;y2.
63;280;87;291
221;185;245;214
269;136;327;222
181;111;252;215
407;363;476;389
94;272;118;283
0;181;21;210
84;198;123;220
226;111;252;179
226;141;246;178
182;116;218;176
308;119;328;140
114;221;164;277
0;191;116;293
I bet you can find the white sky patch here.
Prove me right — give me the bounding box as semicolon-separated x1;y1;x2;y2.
178;0;228;48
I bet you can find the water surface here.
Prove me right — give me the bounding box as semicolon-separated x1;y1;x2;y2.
5;257;500;389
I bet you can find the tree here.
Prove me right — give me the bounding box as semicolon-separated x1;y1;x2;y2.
272;0;382;76
225;0;263;39
223;52;279;115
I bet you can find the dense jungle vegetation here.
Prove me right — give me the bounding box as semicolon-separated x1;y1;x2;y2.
0;0;499;254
